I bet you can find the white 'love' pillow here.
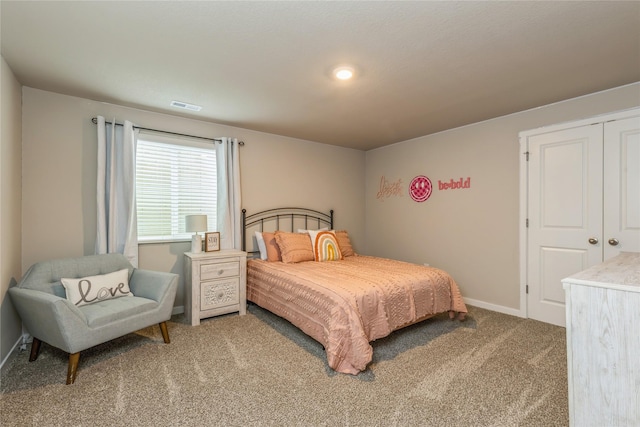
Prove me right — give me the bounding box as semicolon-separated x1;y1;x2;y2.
61;268;133;306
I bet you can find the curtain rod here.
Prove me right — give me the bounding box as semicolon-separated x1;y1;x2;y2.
91;117;244;146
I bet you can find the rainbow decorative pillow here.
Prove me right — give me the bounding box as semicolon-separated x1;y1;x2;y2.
308;230;343;262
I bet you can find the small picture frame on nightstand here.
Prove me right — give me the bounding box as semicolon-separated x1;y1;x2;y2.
204;232;220;252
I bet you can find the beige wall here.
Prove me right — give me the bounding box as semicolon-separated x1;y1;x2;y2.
365;83;640;314
11;79;640;352
21;87;366;310
1;56;23;365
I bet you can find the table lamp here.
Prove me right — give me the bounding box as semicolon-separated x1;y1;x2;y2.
185;214;207;253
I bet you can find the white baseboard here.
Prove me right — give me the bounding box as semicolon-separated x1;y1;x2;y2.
0;335;24;373
171;300;522;319
463;297;525;318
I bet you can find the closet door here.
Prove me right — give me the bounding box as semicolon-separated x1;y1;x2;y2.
603;116;640;259
527;125;603;327
523;108;640;327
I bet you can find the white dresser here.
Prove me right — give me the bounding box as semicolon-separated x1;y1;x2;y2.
562;252;640;427
184;250;247;326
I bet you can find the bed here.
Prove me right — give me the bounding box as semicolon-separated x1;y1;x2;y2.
242;208;467;375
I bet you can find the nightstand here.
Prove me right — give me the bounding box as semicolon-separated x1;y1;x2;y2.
184;249;247;326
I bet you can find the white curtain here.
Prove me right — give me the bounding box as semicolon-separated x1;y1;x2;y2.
95;116;139;266
216;137;242;250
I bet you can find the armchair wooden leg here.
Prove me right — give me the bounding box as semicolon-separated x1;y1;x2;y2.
66;352;80;385
29;337;42;362
159;322;170;344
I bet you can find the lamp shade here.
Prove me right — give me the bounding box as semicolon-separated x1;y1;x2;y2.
185;214;207;233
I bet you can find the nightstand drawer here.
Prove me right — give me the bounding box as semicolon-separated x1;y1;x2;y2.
200;261;239;280
200;277;240;311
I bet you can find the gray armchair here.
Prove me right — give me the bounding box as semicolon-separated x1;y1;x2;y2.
8;253;178;384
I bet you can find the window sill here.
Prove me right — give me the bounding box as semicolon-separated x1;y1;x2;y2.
138;239;191;245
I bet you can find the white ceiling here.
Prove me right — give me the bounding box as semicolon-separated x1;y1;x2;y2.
2;1;639;150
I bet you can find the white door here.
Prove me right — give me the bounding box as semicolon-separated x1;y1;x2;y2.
603;116;640;259
527;125;603;327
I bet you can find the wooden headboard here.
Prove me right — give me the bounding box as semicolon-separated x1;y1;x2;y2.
242;207;334;257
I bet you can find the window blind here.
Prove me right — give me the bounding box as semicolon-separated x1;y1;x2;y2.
136;136;217;242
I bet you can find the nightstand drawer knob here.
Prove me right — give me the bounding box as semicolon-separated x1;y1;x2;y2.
218;269;224;275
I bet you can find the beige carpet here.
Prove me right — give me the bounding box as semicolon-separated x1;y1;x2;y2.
1;304;568;426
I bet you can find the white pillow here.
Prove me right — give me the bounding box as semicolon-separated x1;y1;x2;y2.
61;268;133;307
255;231;268;260
297;227;328;234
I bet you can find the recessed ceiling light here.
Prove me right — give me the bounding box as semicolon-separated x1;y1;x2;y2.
170;100;202;111
333;66;355;80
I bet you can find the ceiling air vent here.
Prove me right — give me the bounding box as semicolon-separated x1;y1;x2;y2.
170;100;202;111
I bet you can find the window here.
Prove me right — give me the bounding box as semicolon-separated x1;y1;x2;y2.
136;132;217;242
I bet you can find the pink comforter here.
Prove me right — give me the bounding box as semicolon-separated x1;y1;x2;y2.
247;255;467;374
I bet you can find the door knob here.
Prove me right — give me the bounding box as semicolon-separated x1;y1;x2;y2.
588;237;599;245
608;238;619;246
